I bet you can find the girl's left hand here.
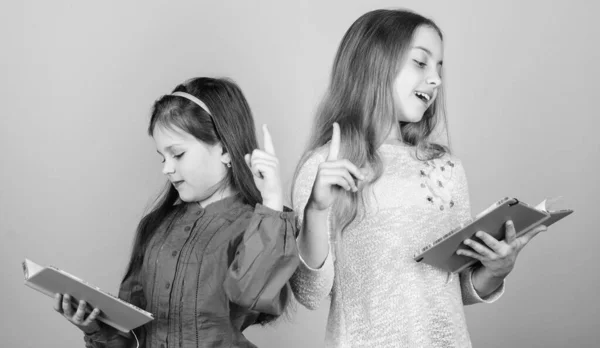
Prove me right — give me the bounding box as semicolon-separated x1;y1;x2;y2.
456;220;547;277
245;124;283;211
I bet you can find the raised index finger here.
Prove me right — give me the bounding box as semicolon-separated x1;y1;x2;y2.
327;122;340;161
262;124;276;155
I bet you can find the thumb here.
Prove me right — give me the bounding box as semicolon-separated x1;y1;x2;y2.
516;225;547;249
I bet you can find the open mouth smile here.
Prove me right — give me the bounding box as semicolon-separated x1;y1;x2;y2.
415;91;432;103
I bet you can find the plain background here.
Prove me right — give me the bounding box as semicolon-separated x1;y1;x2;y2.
2;0;598;347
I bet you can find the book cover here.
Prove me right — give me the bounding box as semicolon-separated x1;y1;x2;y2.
23;259;153;333
414;197;573;273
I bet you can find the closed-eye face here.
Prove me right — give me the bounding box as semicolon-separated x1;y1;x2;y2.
394;25;444;123
153;125;230;203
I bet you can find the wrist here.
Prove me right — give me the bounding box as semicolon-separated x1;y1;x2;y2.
83;327;101;336
305;198;330;214
478;264;511;280
305;203;329;218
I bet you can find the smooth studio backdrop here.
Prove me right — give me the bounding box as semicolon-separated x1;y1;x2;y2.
2;0;598;347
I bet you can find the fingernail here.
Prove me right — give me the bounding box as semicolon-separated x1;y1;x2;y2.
507;221;513;226
463;240;470;245
476;232;483;238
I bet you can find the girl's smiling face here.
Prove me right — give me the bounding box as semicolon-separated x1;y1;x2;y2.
394;25;444;123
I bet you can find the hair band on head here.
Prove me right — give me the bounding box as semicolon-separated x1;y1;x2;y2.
170;91;212;115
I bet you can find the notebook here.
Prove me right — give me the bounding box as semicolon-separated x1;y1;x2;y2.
22;259;153;332
414;197;573;273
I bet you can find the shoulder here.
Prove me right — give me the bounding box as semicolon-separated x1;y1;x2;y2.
419;151;468;189
224;202;254;222
440;154;469;191
230;202;294;221
446;154;466;175
435;152;467;180
425;148;465;171
444;153;465;169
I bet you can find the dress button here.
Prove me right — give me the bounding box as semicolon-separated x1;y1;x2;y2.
184;226;191;232
172;250;178;257
165;282;170;289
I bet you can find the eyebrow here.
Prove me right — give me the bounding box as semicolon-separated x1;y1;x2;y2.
156;144;183;156
413;46;443;66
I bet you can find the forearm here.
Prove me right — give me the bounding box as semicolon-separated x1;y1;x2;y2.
290;205;335;310
297;206;330;269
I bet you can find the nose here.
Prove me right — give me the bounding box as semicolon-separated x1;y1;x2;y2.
162;160;175;175
427;70;442;87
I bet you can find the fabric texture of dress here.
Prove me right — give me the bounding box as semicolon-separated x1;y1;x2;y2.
84;194;299;348
290;143;504;348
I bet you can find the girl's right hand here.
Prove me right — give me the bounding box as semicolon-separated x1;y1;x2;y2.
54;293;102;335
307;122;365;212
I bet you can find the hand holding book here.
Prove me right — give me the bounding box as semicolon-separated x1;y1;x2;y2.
54;293;102;335
22;259;153;333
456;220;547;278
414;196;573;273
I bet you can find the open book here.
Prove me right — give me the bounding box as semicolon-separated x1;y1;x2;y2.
414;197;573;273
22;259;153;333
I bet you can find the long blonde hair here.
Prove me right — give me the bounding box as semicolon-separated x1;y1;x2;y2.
293;9;449;238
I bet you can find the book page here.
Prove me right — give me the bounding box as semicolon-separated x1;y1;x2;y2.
22;259;44;280
535;196;564;213
534;200;548;212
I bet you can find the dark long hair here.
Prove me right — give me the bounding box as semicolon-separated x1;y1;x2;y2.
293;9;449;240
124;77;278;324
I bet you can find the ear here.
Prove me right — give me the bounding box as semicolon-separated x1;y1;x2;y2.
220;149;231;167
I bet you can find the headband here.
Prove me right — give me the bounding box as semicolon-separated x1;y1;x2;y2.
170;91;212;115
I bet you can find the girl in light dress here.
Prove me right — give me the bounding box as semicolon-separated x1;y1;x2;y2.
290;9;547;348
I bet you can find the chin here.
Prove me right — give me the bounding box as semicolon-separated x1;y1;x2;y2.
397;106;426;123
176;192;194;202
399;114;424;123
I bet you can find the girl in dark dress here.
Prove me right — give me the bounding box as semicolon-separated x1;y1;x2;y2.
55;77;299;348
